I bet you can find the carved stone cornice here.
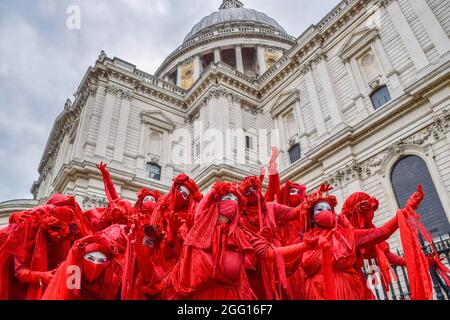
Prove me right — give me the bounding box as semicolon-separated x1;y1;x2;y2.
329;110;450;182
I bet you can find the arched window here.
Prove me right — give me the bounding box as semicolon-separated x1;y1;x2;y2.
146;162;162;181
370;85;391;110
288;143;301;164
391;155;450;237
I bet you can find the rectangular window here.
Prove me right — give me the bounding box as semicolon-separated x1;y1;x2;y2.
147;163;161;181
246;136;253;150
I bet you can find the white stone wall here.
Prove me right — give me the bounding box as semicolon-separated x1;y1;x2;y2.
27;0;450;235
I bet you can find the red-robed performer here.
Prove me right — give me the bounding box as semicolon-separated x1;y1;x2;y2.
341;192;406;298
150;182;313;300
297;184;435;300
87;163;161;231
238;176;302;300
42;224;127;300
0;195;94;300
149;174;203;271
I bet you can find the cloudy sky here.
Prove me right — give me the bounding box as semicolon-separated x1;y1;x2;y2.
0;0;341;202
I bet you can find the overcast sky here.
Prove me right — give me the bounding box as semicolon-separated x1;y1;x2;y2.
0;0;341;202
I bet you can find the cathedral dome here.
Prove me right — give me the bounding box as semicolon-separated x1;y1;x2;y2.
184;1;289;42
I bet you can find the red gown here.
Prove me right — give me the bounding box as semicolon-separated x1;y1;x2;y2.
0;195;94;300
158;182;257;300
301;216;399;300
42;224;127;300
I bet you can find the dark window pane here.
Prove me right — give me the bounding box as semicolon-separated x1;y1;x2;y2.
146;163;161;181
289;144;301;164
391;155;450;237
371;85;392;110
246;136;253;150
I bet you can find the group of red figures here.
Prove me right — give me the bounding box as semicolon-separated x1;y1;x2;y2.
0;148;449;300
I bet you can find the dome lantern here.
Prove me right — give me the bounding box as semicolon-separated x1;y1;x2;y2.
219;0;244;10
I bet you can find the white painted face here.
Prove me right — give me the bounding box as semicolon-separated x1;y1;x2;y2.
221;193;238;203
313;202;332;218
83;251;108;265
143;195;156;204
178;185;190;200
290;188;300;196
245;187;256;196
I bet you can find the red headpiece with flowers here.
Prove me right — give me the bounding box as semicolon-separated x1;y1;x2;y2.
279;180;307;206
134;189;162;211
341;192;379;229
298;184;337;232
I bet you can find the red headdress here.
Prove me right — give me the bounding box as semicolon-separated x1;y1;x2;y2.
297;184;338;233
185;182;246;250
279;181;307;206
150;174;203;243
238;176;267;232
341;192;379;229
134;189;162;211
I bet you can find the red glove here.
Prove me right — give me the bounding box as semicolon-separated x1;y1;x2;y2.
406;185;424;211
96;162;110;177
9;212;32;224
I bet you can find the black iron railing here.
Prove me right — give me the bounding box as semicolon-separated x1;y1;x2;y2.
362;234;450;300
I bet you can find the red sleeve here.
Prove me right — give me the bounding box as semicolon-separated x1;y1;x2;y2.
385;250;406;266
355;216;398;249
99;167;119;202
259;174;265;183
265;173;280;202
272;203;298;224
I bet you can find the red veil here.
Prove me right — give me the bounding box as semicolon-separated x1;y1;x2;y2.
150;174;202;247
161;182;256;300
42;224;127;300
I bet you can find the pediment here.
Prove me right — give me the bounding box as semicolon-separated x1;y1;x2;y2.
338;26;379;61
270;89;300;118
141;110;176;132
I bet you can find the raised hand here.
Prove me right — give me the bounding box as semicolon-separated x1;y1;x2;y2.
270;146;280;163
268;146;279;176
96;162;108;173
406;184;424;211
260;166;266;177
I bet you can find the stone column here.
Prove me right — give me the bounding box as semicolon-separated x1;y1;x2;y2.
345;59;369;119
257;46;266;76
316;55;345;128
408;0;450;56
384;0;429;70
176;64;182;87
304;71;327;137
193;55;201;81
293;100;310;151
235;46;244;73
214;48;221;63
95;85;117;157
73;89;97;160
371;38;404;98
113;90;132;162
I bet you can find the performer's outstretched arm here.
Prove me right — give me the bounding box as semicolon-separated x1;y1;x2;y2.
265;147;280;202
355;186;424;250
96;162;119;203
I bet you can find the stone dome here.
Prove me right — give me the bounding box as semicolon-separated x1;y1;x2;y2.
184;1;289;42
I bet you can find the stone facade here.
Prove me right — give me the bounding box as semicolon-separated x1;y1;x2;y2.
2;0;449;239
